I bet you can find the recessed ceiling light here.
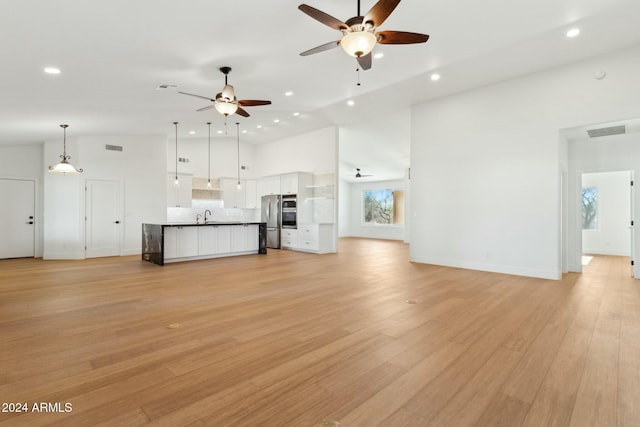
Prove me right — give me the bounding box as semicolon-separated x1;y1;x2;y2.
217;130;223;134
347;100;355;106
273;119;280;123
189;131;196;135
430;73;441;81
373;52;384;59
256;124;262;129
44;67;61;74
566;28;580;38
285;91;294;96
242;130;248;134
293;112;300;117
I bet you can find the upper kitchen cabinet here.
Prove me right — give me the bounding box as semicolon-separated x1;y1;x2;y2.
167;173;192;208
280;173;297;195
281;173;312;195
222;178;257;209
257;175;281;197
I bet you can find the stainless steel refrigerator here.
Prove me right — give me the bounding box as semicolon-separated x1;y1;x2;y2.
261;194;281;249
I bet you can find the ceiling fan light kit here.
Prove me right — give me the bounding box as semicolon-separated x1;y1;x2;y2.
340;30;377;57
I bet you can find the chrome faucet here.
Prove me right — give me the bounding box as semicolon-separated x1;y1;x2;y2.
204;209;212;223
195;213;203;224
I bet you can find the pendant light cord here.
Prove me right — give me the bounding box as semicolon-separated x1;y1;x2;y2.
236;122;240;187
207;122;211;185
174;122;178;182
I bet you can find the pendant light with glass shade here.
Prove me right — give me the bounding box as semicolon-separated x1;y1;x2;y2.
173;122;179;187
206;122;212;189
48;124;83;174
236;122;241;190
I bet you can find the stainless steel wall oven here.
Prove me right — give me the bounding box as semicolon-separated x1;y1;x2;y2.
281;195;297;229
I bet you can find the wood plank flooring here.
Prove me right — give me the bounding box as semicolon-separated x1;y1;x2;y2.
0;238;638;426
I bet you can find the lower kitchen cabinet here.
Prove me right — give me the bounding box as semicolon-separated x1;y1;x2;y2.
164;226;198;259
281;228;298;248
230;224;259;252
292;224;335;254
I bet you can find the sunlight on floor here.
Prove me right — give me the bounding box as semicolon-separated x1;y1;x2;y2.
582;255;593;265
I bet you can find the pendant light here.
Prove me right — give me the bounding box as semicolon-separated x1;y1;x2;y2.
173;122;179;187
48;124;83;174
206;122;212;189
236;122;241;190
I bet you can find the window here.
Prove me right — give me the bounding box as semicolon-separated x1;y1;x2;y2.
363;189;404;225
581;187;598;230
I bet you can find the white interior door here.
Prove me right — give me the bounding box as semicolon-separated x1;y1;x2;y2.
0;178;35;259
85;179;122;258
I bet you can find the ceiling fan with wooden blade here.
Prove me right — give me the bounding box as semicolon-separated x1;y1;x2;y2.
179;67;271;117
298;0;429;70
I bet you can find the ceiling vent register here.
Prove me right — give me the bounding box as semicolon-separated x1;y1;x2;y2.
587;125;626;138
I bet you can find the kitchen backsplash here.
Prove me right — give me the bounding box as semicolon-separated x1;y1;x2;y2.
167;199;260;223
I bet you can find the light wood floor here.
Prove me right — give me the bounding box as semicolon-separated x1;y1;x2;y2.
1;238;639;427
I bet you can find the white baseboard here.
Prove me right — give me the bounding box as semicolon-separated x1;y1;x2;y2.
410;255;562;280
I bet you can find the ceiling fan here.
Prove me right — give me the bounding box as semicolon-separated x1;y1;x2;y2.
355;168;373;178
178;67;271;117
298;0;429;70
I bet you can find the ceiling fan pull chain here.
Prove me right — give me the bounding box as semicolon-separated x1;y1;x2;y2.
356;67;361;86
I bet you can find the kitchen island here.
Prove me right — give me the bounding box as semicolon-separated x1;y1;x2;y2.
142;222;267;266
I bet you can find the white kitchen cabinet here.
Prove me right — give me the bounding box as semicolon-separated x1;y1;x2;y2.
164;226;198;259
280;173;298;195
222;179;256;208
222;178;245;208
281;228;298;249
198;225;233;255
295;224;335;254
167;174;193;208
198;226;217;256
230;224;259;252
258;175;281;197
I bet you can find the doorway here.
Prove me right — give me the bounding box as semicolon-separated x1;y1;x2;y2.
85;179;122;258
580;171;633;272
0;178;35;259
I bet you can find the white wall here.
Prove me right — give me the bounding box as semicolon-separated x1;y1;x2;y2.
343;179;406;241
167;136;256;180
569;133;640;272
0;143;44;256
411;44;640;279
581;171;631;256
43;135;166;258
253;126;338;177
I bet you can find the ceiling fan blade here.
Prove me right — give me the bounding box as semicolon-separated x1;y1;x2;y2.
238;100;272;107
357;53;372;70
377;30;429;44
178;91;214;102
196;105;215;112
298;4;348;31
363;0;401;28
300;40;341;56
236;107;250;117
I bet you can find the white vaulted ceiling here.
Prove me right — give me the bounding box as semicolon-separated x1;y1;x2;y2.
2;0;640;180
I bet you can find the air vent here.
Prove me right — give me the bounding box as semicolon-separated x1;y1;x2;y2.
155;83;178;91
105;144;123;152
587;125;626;138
